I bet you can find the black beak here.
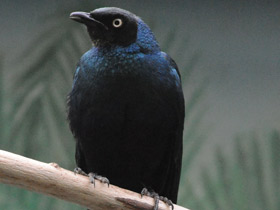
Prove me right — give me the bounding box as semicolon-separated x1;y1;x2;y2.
70;11;108;30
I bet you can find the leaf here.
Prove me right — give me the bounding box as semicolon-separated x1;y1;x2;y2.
270;131;280;209
184;77;208;121
251;135;269;210
189;132;280;210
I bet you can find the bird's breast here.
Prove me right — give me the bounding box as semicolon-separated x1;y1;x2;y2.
77;49;179;100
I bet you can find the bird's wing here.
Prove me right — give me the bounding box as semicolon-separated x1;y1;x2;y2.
160;51;185;202
72;63;81;87
161;52;182;81
67;62;83;137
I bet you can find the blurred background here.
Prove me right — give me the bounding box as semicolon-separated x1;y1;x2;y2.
0;0;279;209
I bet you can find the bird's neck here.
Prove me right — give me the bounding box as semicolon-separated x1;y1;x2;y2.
135;19;160;53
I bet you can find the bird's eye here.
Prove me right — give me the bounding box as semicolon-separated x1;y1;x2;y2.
112;18;123;28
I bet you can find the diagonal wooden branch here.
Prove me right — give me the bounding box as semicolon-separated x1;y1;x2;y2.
0;150;189;210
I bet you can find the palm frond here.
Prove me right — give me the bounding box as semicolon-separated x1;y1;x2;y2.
270;131;280;209
0;55;11;148
0;55;4;141
181;131;280;210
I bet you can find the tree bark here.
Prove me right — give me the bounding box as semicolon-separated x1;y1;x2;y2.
0;150;189;210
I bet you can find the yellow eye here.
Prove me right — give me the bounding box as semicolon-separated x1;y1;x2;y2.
112;18;123;28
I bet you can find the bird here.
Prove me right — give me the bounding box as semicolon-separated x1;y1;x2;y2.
67;7;185;209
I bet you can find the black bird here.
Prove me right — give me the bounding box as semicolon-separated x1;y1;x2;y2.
68;7;185;208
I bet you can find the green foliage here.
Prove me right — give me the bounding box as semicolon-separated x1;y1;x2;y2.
0;56;4;142
182;131;280;210
0;184;83;210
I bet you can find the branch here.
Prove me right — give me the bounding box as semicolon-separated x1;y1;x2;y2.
0;150;189;210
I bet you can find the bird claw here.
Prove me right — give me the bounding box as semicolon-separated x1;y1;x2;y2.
159;196;173;209
141;188;174;210
74;167;110;187
88;172;110;187
74;167;87;176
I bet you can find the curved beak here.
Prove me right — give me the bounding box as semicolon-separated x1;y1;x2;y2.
69;11;108;30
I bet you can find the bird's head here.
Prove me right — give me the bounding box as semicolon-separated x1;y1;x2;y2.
70;7;139;47
70;7;159;51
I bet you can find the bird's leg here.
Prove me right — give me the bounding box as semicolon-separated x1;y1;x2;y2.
74;167;110;187
141;188;174;210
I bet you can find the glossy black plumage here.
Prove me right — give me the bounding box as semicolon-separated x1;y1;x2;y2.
67;7;184;203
